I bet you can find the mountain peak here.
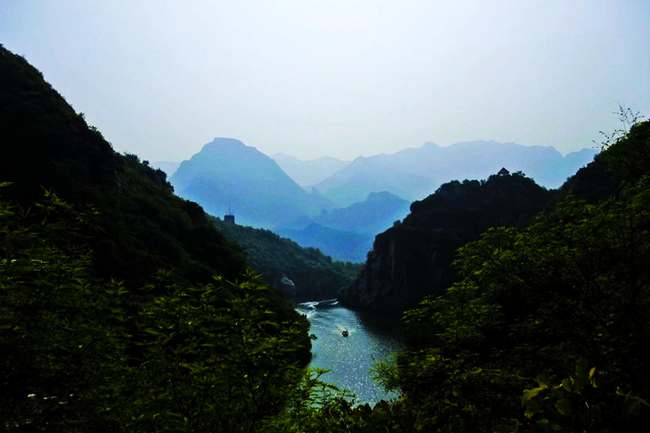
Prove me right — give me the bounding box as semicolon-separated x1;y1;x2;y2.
366;191;404;202
202;137;249;152
171;137;332;227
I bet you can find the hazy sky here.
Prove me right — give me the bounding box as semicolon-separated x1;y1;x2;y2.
1;1;649;161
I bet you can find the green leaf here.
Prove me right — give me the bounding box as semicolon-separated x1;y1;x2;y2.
555;398;571;416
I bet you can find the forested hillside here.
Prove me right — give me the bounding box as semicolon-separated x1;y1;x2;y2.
213;217;360;300
341;169;554;311
0;47;247;286
0;45;310;432
2;43;649;433
270;120;650;432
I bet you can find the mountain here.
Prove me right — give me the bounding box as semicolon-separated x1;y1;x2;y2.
387;122;650;432
275;121;650;432
4;42;650;433
0;48;249;285
315;141;597;206
151;160;180;177
313;191;410;234
1;45;310;431
170;138;332;228
213;217;360;300
273;153;348;187
275;191;410;262
277;223;372;263
169;143;407;262
339;169;554;311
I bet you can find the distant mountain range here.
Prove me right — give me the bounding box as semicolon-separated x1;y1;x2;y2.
273;153;348;187
170;138;332;228
312;191;409;234
169;140;410;262
168;138;596;262
313;141;597;206
277;223;370;263
276;191;411;262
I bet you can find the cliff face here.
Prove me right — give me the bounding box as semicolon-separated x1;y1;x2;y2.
340;226;456;311
339;170;555;312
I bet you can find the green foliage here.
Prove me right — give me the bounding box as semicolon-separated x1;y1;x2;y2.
0;190;310;433
1;45;311;433
126;273;309;433
0;45;246;287
262;368;409;433
342;169;554;312
213;217;361;299
394;121;650;432
0;189;126;431
371;354;402;393
3;43;650;433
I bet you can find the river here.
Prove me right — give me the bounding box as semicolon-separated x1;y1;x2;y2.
295;299;403;404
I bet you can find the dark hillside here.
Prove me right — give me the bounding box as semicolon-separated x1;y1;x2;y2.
562;121;650;202
0;45;245;285
0;45;309;432
391;120;650;432
265;124;650;433
340;170;553;312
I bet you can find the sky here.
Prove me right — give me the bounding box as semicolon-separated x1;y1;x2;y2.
1;0;649;162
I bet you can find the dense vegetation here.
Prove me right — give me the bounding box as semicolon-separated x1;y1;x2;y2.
2;43;649;433
0;46;246;287
213;217;360;300
0;45;310;432
341;169;554;311
275;120;650;432
391;120;650;432
0;191;310;432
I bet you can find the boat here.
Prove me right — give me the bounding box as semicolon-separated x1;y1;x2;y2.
315;298;339;309
341;329;349;337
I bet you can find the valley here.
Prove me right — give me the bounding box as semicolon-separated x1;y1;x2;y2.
162;136;595;263
2;3;649;429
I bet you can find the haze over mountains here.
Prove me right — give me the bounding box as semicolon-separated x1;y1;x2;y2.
313;141;598;206
273;154;348;187
168;137;596;262
170;138;332;228
276;191;410;262
5;33;650;431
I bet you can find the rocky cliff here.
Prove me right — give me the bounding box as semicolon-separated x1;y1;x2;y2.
339;170;555;312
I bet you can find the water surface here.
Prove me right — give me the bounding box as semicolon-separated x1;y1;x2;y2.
295;299;402;404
